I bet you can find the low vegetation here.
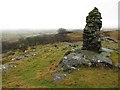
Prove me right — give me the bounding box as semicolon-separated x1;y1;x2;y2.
2;30;119;88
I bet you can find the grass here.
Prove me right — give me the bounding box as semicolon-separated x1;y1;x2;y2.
67;32;83;41
2;41;119;88
2;28;119;88
58;67;118;88
2;42;72;88
110;51;119;65
102;41;119;65
102;41;118;49
102;30;119;40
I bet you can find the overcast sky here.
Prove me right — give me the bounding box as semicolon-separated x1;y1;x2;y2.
0;0;119;31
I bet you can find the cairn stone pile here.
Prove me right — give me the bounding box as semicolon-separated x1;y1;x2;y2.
53;7;120;81
82;7;102;52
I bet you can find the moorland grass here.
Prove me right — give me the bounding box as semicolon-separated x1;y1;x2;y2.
2;41;119;88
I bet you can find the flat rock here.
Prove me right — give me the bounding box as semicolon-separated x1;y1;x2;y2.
59;48;113;71
102;48;113;53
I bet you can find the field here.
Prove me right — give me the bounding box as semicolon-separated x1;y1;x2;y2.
1;30;119;88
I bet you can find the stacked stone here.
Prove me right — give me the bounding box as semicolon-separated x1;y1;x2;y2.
82;7;102;52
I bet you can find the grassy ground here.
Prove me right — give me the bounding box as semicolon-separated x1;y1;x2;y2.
2;41;119;88
102;30;119;40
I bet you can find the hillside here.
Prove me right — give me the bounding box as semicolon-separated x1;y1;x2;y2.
1;30;119;88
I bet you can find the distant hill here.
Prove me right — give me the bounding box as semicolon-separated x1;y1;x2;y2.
2;30;57;42
2;29;119;42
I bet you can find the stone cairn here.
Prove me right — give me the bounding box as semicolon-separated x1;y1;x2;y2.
82;7;102;52
54;7;119;81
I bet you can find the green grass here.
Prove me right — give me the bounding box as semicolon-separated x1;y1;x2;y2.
58;67;118;88
2;41;119;88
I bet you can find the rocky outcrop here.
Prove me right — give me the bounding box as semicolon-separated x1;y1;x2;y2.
59;48;113;71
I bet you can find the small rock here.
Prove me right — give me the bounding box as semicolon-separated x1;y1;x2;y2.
44;50;49;52
115;63;120;69
53;74;71;81
1;64;14;73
